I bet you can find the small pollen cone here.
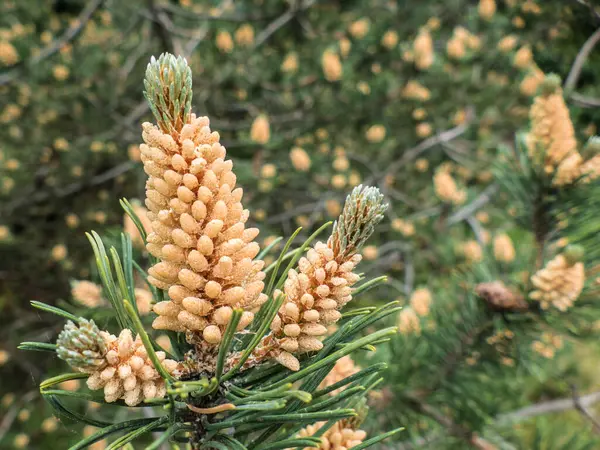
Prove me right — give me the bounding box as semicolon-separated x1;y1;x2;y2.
56;319;107;372
296;420;367;450
250;114;270;145
398;307;421;335
322;49;343;82
478;0;496;21
434;168;466;205
414;28;434;70
85;329;180;406
530;250;585;311
71;280;106;308
493;233;516;263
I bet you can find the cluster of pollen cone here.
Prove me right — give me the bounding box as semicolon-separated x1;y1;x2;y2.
526;74;600;186
57;320;179;406
530;250;585;312
251;185;387;371
86;329;179;406
298;421;367;450
267;243;362;371
140;55;266;345
295;356;367;449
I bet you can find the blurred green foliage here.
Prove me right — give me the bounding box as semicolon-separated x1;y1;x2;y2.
2;0;600;448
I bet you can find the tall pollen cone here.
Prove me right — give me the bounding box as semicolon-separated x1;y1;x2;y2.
530;246;585;311
140;54;267;346
251;186;388;371
526;75;578;172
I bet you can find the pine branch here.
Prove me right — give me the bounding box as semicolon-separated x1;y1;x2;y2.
254;0;317;47
571;385;600;435
564;27;600;94
498;391;600;422
405;395;496;450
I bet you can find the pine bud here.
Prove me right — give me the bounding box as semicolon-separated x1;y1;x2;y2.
297;355;367;446
447;37;466;59
329;185;388;258
339;38;351;58
143;54;192;135
563;245;584;265
582;136;600;159
56;319;107;373
579;137;600;182
539;73;562;95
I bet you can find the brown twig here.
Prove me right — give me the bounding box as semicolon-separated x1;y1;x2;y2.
405;395;497;449
0;391;37;443
447;184;499;225
159;3;274;22
383;108;474;178
187;403;236;414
